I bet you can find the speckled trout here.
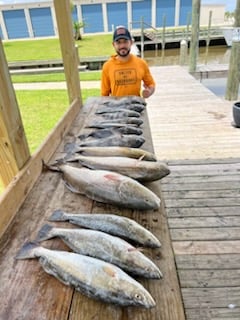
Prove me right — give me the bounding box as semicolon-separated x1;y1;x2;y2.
96;103;145;114
64;155;170;182
78;134;145;148
16;242;156;308
103;96;147;106
63;145;157;161
45;164;160;210
36;224;162;279
49;210;161;248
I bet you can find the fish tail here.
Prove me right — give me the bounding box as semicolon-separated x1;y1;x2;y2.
48;209;66;222
35;224;54;242
42;160;61;172
15;242;39;260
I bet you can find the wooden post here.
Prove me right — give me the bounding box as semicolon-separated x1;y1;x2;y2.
206;10;212;47
235;0;240;27
225;41;240;100
189;0;200;73
225;0;240;100
53;0;82;105
0;39;30;187
179;39;188;65
162;14;166;51
140;16;144;58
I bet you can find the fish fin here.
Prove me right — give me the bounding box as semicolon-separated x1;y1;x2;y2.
48;209;66;222
138;155;145;161
78;133;88;140
63;180;81;194
63;142;79;154
127;246;145;252
103;265;116;277
35;224;54;242
15;242;39;260
42;160;61;172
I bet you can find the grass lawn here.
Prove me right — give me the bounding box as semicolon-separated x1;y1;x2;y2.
17;88;100;154
4;35;115;62
11;70;102;83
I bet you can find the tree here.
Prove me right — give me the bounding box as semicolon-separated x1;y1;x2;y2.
73;21;85;40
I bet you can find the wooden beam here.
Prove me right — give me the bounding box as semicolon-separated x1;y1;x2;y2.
0;39;30;185
189;0;200;73
0;98;81;239
53;0;82;105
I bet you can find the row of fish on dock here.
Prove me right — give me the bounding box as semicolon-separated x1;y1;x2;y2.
16;96;171;309
17;211;162;308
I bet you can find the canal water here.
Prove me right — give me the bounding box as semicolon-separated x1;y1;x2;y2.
144;45;239;99
144;45;231;66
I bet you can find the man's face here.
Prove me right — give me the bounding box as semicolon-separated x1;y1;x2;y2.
113;38;132;57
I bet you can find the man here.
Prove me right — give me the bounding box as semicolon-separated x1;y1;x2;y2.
101;26;155;98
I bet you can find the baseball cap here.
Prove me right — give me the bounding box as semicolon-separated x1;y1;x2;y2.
113;26;132;42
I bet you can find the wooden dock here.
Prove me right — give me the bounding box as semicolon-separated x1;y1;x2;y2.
147;66;240;319
148;66;239;160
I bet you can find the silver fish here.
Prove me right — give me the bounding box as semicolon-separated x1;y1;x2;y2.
35;224;162;279
88;117;143;127
62;145;157;161
103;96;147;106
99;111;141;120
64;155;170;182
97;104;145;113
49;210;161;248
75;146;157;161
45;164;160;210
16;242;156;308
78;134;145;148
96;108;141;117
78;126;143;140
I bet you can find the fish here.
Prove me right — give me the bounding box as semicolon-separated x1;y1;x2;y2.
63;155;170;182
88;117;144;128
98;111;141;121
78;126;143;140
78;134;145;148
16;242;156;308
103;96;147;106
62;145;157;161
48;210;161;248
35;224;162;279
44;164;161;210
97;103;145;113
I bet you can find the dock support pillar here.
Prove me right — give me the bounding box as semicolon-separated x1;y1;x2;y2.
225;40;240;100
179;40;188;65
189;0;200;73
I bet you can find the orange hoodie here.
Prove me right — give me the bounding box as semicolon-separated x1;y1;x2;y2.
101;54;155;97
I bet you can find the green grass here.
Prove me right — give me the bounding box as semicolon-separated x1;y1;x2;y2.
4;35;115;62
17;88;100;154
11;70;101;83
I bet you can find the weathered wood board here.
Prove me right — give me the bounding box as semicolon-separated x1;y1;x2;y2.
161;158;240;320
0;97;185;320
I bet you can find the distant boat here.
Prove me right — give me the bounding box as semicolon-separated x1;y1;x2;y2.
221;27;240;46
130;42;140;56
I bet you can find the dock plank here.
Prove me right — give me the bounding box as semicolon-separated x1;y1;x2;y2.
161;157;240;319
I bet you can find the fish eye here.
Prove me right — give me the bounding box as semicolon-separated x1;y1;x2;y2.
134;293;143;301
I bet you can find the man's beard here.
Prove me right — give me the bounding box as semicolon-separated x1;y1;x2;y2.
117;48;131;57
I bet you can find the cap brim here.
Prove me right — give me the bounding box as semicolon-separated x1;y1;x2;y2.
114;35;131;41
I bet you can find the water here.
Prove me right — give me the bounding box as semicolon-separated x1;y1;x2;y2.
144;45;231;66
144;45;240;99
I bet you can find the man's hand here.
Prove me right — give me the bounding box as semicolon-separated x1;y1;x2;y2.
142;84;155;98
